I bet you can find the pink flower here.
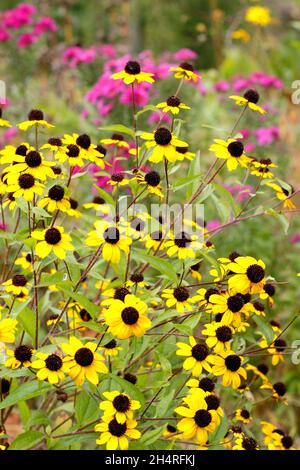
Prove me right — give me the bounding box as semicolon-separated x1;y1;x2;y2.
148;111;172;126
63;46;97;68
245;142;255;153
17;32;38;48
0;223;7;231
34;16;58;35
214;80;229;92
224;184;253;203
0;29;10;42
255;127;279;146
98;44;117;58
290;233;300;244
173;48;198;61
206;220;221;231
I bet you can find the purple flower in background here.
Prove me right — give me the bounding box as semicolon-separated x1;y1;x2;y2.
206;220;222;231
224;184;252;203
255;127;279;146
214;80;230;93
174;48;198;61
290;234;300;244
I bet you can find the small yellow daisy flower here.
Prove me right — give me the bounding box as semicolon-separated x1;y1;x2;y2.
31;226;74;260
111;60;154;85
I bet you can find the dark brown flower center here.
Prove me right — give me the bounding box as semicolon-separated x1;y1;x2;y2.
104;339;117;349
194;409;212;428
154;127;172;146
240;409;250;419
28;109;44;121
18;173;35;189
173;287;189;302
114;287;130;301
124;61;141;75
74;347;94;366
145;171;160;187
179;62;194;71
225;354;241;372
67;144;80;157
25;151;42;167
76;134;91;149
246;264;265;283
12;274;27;286
227;295;244;313
45;354;63;371
48;185;65;201
166;95;181;107
174;231;192;248
113;394;130;412
79;309;91;322
111;173;124;182
243;89;259;104
216;326;232;343
198;378;215;392
14;345;32;363
108;419;127;437
130;273;144;283
45;228;61;245
227;141;244;157
191;343;209;361
121;307;139;325
103;227;120;244
242;437;257;450
205;394;220;410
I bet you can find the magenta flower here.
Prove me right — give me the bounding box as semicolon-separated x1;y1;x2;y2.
17;32;38;48
34;16;58;35
255;127;279;146
290;234;300;244
214;80;230;93
174;48;198;61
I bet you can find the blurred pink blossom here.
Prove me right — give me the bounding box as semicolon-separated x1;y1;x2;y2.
290;234;300;244
206;220;221;231
34;16;58;34
255;127;279;146
174;48;198;61
224;184;253;203
17;32;37;48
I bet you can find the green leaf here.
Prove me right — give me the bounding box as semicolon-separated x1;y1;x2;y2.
134;249;178;282
9;431;44;450
0;381;52;410
75;389;99;427
136;104;157;118
58;286;100;319
140;426;164;445
213;183;240;217
93;185;115;206
253;316;275;344
98;124;134;138
109;374;145;405
38;271;66;287
173;175;201;192
209;416;229;450
17;307;36;340
26;410;51;429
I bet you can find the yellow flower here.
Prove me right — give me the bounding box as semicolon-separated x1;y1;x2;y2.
135;170;164;199
162;287;195;314
105;294;151;339
140;127;188;163
267;182;296;209
246;363;271;385
227;256;266;294
3;172;44;201
169;62;200;82
85;221;131;264
163;424;179;440
232;435;259;450
31;226;74;260
175;145;195;161
61;336;107;386
83;196;111;214
111;60;154;85
0;315;18;344
142;230;166;251
107;173;130;187
95;416;141;450
176;336;214;376
38;184;71;213
100;339;122;357
100;391;141;424
156;96;190;115
165;231;202;260
15;252;33;271
2;274;30;296
235;408;252;424
231;29;250;43
100;134;130;149
210;351;246;389
5;345;33;368
209;291;250;326
55;143;85;167
62;133;105;167
190;262;202;281
209;138;250;171
0;109;11;128
245;6;272;27
31;352;67;384
261;421;286;448
5;150;55;180
229;89;267;114
202;321;234;354
175;390;219;444
17;109;54;131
